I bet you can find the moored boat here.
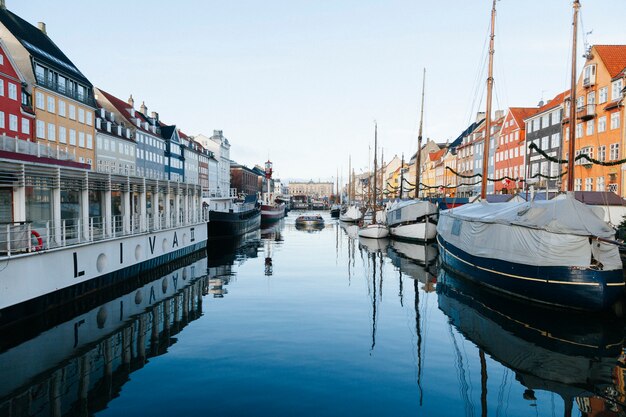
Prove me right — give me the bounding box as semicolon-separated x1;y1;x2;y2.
295;214;324;227
207;194;261;239
437;0;624;311
339;205;362;223
387;199;438;242
330;204;341;218
261;202;286;223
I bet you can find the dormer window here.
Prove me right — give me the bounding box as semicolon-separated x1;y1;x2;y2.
583;64;596;87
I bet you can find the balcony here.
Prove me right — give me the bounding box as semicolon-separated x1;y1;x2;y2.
583;76;595;88
35;75;96;108
576;104;595;121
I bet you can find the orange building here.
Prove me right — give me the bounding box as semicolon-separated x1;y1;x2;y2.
562;45;626;195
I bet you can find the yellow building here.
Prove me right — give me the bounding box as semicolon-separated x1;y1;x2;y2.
0;7;97;167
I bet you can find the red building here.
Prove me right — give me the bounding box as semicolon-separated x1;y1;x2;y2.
0;40;34;141
494;107;537;194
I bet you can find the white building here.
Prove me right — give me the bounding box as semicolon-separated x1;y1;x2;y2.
195;130;231;197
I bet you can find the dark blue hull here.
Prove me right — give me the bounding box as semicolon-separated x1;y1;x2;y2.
208;208;261;239
437;234;625;311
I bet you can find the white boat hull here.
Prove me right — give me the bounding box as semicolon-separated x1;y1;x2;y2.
389;221;437;241
358;224;389;239
0;223;208;313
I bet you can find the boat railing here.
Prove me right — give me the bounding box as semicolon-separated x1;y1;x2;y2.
0;210;209;257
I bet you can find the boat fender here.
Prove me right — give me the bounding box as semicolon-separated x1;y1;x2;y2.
31;230;43;251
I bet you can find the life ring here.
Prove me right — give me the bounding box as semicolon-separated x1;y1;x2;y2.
31;230;43;251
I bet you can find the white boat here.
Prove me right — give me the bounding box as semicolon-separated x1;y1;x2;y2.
0;142;208;322
339;205;362;223
387;199;438;241
358;223;389;239
357;122;388;239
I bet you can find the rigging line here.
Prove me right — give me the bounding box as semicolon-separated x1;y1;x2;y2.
448;323;475;417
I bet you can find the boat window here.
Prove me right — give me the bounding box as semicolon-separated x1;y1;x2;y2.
451;219;462;236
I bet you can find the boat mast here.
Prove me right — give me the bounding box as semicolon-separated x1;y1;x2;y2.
480;0;497;200
400;153;405;199
415;68;426;199
372;122;378;224
348;155;352;203
566;0;580;192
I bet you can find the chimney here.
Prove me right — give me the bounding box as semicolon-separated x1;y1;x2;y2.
0;1;6;10
151;111;159;122
140;101;147;115
37;22;46;35
127;94;134;108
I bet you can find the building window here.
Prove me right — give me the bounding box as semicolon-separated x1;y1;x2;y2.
550;133;559;148
46;96;55;113
21;118;29;134
59;126;66;143
574;178;582;191
36;120;45;139
35;92;44;109
69;104;76;120
599;87;608;104
69;129;76;145
597;176;605;192
78;131;85;147
575;123;583;138
611;79;624;101
598;145;606;161
598;116;606;132
585;177;593;191
8;83;16;100
610;112;620;130
0;79;4;96
0;111;4;129
86;111;92;126
47;123;55;141
8;114;17;131
58;100;65;117
610;143;620;160
86;134;93;149
78;108;85;123
586;121;594;136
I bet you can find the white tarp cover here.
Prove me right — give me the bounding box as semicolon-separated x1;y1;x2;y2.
437;194;622;270
387;200;438;227
340;205;362;221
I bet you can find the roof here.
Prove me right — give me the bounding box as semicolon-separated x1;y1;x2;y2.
525;90;568;120
0;8;91;85
508;107;538;128
96;88;154;136
428;148;446;162
594;45;626;78
160;125;176;140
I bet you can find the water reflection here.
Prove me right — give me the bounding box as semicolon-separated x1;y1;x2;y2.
437;269;625;416
0;230;265;417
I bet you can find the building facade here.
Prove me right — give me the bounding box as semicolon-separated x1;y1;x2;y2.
94;107;135;176
0;8;97;167
287;180;333;199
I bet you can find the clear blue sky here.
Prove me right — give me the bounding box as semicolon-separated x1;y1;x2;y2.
10;1;625;183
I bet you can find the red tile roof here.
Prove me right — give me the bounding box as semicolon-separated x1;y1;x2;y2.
525;90;568;119
95;88;153;135
508;107;538;127
428;148;446;162
594;45;626;78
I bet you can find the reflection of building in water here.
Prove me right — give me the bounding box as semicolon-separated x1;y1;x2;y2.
437;270;625;417
0;258;208;417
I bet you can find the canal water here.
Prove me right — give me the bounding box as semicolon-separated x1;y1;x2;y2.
1;211;625;416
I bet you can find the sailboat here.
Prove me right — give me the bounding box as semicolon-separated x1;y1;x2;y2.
436;0;624;311
340;156;363;223
358;123;389;239
387;68;438;242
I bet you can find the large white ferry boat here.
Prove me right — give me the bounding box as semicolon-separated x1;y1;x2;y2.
0;137;208;323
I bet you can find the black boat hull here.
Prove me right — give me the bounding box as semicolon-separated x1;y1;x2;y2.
208;208;261;239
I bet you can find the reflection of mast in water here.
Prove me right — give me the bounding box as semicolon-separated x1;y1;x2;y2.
449;322;474;417
370;252;378;352
398;269;404;307
480;349;487;417
414;279;423;405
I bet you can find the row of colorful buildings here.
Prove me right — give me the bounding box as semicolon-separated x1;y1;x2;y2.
375;44;626;199
0;3;237;225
